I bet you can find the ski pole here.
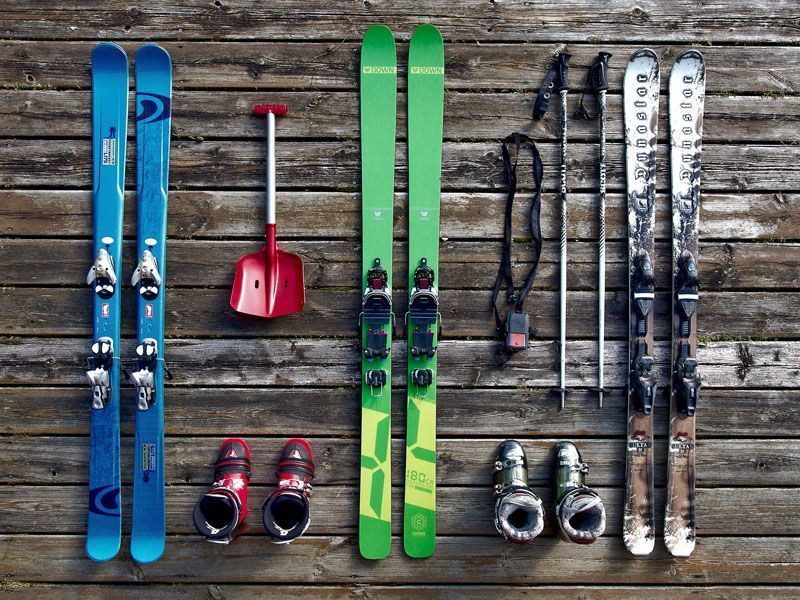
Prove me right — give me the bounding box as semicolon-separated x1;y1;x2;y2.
595;52;611;409
556;52;570;411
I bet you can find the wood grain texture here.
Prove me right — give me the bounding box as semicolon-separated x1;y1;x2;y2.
0;535;798;584
2;139;799;192
2;1;799;43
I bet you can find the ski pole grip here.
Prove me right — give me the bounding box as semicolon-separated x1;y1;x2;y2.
253;105;288;226
595;52;612;92
556;53;571;92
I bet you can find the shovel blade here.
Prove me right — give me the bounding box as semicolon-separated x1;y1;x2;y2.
230;245;305;318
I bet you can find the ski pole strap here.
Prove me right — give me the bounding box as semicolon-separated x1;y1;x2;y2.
575;51;612;121
534;52;571;120
491;133;544;363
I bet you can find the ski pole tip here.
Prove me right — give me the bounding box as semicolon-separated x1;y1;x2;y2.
253;104;288;116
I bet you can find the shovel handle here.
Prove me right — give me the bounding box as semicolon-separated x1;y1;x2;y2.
253;104;288;226
265;111;276;225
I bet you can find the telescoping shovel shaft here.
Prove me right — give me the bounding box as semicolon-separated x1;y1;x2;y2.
229;104;305;318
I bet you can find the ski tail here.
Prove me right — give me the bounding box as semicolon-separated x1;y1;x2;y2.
86;42;128;563
404;23;444;559
358;24;397;560
130;44;172;565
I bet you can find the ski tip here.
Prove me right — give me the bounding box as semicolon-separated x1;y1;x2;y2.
666;538;696;558
135;44;172;69
630;48;658;61
253;104;288;116
92;42;129;72
363;24;395;39
411;23;443;42
675;49;704;63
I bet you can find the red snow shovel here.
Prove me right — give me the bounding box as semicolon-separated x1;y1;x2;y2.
230;104;305;318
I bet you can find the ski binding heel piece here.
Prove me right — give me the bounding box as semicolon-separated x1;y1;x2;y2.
131;247;162;300
361;258;393;359
675;353;700;416
131;338;158;411
411;368;433;390
365;369;387;396
86;247;118;299
632;344;657;415
408;258;439;358
87;337;114;409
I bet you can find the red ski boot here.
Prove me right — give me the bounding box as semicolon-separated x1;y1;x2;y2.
193;438;251;544
262;438;314;543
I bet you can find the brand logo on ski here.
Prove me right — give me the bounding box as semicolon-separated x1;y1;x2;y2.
136;92;171;124
146;304;153;318
102;127;117;166
88;484;121;517
362;66;397;75
101;303;110;317
373;210;384;220
410;66;444;75
142;442;157;482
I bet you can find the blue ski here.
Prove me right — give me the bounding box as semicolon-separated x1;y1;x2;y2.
130;44;172;564
86;42;128;563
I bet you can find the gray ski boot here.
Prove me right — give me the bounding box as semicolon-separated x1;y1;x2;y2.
553;441;606;543
493;440;544;543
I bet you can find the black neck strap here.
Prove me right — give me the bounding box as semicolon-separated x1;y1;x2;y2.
491;133;544;333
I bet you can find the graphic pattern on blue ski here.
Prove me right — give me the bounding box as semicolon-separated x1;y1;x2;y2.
86;42;128;563
130;44;172;564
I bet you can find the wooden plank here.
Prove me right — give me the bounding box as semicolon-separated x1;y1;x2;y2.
2;42;800;93
0;338;795;388
1;436;797;487
3;90;799;144
0;535;798;584
1;387;796;438
1;585;798;600
2;1;798;43
1;485;797;537
3;238;800;292
3;287;798;339
2;139;799;193
2;190;796;242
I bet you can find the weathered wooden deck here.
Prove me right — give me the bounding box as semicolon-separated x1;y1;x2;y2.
1;2;800;598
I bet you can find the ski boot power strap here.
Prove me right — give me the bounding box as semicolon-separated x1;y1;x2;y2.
493;440;544;543
553;441;606;544
193;439;252;544
490;134;543;365
262;438;315;544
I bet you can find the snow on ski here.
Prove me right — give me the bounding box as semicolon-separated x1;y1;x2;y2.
403;23;444;559
622;48;659;557
665;50;705;558
85;42;128;563
130;44;172;564
358;24;397;561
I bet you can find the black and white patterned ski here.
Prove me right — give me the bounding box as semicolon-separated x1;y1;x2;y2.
665;50;705;558
622;49;659;557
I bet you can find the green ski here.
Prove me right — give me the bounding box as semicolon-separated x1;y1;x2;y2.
403;23;444;559
358;24;397;560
